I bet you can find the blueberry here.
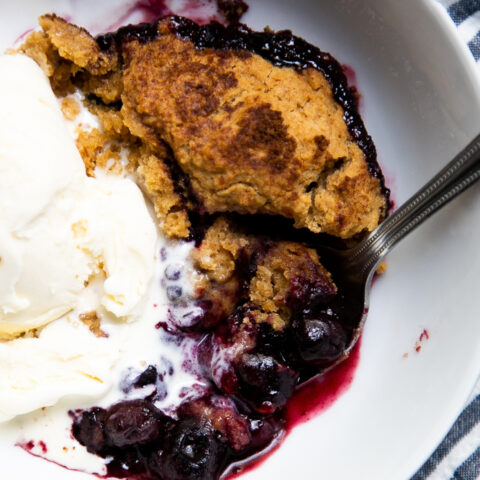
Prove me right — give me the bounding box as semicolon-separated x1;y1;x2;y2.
149;418;225;480
288;275;336;310
165;264;182;281
167;286;183;302
104;400;163;448
256;321;288;356
292;312;347;365
106;449;146;478
72;408;108;454
235;353;298;412
133;365;158;388
178;397;252;452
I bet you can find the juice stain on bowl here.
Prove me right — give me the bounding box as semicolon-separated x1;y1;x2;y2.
285;337;361;430
104;0;229;32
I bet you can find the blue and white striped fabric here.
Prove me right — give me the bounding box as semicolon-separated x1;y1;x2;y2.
412;381;480;479
412;4;480;478
437;0;480;69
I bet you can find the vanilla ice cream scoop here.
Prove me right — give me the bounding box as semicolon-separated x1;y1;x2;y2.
0;54;88;336
0;53;159;420
0;54;157;338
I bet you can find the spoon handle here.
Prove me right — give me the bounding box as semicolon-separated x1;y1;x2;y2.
351;133;480;276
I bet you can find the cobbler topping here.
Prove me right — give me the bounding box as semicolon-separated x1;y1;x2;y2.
97;15;388;192
19;12;389;240
115;17;388;238
3;9;391;480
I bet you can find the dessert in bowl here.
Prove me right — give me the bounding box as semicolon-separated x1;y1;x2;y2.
0;6;391;479
2;1;480;480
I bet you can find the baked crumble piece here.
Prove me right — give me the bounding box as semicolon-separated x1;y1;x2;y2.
216;0;249;23
20;13;388;241
19;14;192;238
79;311;108;338
120;20;386;238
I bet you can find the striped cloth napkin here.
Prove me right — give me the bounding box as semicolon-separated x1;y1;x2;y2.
412;4;480;479
436;0;480;70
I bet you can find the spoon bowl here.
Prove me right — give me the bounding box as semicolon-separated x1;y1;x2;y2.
315;132;480;374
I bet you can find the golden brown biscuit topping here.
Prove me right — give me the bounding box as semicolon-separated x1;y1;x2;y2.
20;14;388;241
120;20;386;238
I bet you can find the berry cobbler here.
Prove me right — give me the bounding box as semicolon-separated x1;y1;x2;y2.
1;8;389;480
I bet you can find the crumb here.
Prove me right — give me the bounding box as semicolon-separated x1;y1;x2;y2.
189;218;253;328
60;96;80;121
376;261;387;275
217;0;249;23
17;30;58;77
249;242;335;329
85;101;130;137
38;14;118;75
77;69;123;104
191;217;249;283
163;210;191;238
71;219;88;238
402;353;408;359
132;142;191;239
75;128;123;177
17;29;78;96
79;311;108;338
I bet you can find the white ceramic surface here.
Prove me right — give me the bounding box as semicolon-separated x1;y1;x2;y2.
1;1;480;479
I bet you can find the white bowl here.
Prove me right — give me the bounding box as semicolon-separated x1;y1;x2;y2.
2;1;480;479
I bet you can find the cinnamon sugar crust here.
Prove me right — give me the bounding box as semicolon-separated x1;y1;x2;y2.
18;13;391;310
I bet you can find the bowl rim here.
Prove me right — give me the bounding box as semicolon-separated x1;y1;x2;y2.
1;2;480;480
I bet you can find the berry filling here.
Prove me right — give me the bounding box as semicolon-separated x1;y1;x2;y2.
71;232;364;480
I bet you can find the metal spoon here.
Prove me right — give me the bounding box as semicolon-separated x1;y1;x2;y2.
317;133;480;371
